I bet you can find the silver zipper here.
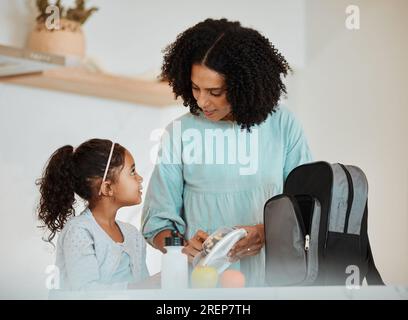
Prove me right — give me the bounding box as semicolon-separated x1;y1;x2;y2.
304;234;310;251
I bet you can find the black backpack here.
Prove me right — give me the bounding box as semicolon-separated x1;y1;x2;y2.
264;161;384;286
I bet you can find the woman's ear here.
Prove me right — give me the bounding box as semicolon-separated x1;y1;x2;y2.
99;180;114;197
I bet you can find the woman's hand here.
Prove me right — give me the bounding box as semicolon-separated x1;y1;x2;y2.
228;224;265;262
182;230;209;263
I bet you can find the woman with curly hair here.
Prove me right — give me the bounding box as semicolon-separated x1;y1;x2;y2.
142;18;313;286
37;139;159;290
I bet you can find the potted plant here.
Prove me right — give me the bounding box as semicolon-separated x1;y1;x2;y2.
27;0;98;58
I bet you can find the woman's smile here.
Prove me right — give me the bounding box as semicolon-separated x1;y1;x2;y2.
203;109;216;117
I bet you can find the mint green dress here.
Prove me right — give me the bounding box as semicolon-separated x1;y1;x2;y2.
141;105;313;286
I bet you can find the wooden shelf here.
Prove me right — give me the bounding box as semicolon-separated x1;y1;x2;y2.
0;67;180;107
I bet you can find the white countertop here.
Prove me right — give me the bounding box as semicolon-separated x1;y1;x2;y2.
49;285;408;300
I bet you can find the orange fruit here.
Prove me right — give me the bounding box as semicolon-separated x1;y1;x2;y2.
219;269;246;288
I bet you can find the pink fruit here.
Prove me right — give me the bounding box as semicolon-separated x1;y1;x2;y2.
219;269;246;288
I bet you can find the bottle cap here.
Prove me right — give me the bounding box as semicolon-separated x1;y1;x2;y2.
165;230;184;246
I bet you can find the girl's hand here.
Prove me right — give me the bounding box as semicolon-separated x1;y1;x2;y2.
182;230;209;263
228;224;265;262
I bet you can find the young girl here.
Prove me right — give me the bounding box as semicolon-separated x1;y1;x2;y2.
37;138;158;290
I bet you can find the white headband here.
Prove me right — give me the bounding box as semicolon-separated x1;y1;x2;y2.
99;142;115;196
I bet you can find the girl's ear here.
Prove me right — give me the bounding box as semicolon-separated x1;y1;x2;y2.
100;180;114;197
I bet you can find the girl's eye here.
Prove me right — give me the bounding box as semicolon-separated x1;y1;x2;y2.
211;92;222;97
130;169;136;176
192;87;199;91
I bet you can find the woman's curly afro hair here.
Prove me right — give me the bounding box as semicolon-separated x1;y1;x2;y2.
161;18;291;131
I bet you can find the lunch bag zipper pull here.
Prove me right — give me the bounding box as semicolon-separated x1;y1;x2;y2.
305;234;310;251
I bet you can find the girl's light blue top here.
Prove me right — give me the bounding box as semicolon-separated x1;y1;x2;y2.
141;105;313;286
55;208;149;290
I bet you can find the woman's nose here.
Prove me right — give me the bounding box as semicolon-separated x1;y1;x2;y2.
197;92;210;109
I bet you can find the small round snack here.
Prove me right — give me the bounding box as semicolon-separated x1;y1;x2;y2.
219;269;246;288
191;266;218;288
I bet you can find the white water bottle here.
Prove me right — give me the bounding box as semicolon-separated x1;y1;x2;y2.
161;231;188;289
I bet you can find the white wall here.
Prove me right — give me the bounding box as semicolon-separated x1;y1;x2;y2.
0;0;306;298
292;0;408;284
0;0;406;299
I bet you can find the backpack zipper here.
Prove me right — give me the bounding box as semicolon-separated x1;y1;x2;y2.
283;161;333;255
290;195;310;252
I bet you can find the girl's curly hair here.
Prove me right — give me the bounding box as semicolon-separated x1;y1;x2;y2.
36;139;125;243
161;18;291;131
